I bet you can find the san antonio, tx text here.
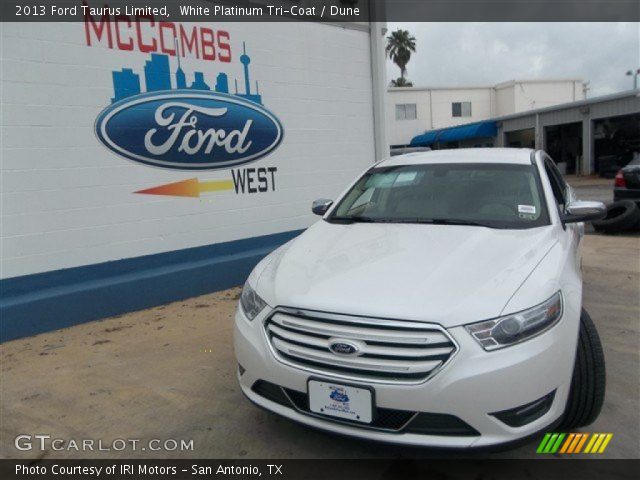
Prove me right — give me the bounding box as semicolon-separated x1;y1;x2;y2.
16;463;284;476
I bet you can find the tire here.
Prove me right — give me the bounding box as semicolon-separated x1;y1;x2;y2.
633;205;640;232
560;309;606;429
591;200;640;234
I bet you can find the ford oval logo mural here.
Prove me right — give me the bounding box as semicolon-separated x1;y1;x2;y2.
95;91;283;170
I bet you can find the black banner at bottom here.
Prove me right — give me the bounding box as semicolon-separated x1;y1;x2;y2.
1;459;638;480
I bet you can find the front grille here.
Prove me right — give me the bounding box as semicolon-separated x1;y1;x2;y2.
264;308;457;384
251;380;478;436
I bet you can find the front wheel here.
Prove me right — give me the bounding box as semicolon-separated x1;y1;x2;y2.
560;309;606;429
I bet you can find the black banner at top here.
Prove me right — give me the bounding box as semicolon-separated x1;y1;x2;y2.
1;0;639;22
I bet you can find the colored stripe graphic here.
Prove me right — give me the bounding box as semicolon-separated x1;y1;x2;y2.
592;434;607;453
544;433;559;453
573;433;588;453
597;434;613;453
536;433;552;453
585;433;613;453
575;433;589;453
584;433;599;453
135;178;234;197
559;433;575;453
550;433;565;453
537;433;613;454
567;433;582;453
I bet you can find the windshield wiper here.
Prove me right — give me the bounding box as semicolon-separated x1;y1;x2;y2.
329;216;374;224
420;218;499;228
329;216;500;228
329;216;406;224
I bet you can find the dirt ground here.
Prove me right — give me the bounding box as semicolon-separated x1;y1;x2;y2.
1;180;639;460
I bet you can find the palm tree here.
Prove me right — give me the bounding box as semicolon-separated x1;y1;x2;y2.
386;29;416;86
390;77;413;87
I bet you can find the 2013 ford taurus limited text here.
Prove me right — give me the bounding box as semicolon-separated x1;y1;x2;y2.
233;148;607;448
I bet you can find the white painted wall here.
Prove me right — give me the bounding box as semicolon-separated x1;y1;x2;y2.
512;80;585;112
430;88;494;129
386;89;431;147
386;87;495;146
495;84;515;116
1;21;377;279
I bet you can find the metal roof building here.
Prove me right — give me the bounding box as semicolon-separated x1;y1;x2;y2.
411;89;640;176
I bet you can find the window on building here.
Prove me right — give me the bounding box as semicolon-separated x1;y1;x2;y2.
452;102;472;117
396;103;417;120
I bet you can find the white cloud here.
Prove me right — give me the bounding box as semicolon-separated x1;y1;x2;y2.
385;22;640;96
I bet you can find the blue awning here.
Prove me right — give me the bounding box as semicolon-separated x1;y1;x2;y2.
437;121;497;142
410;130;441;146
410;121;497;147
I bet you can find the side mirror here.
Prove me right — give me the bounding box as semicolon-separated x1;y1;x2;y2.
312;198;333;216
561;200;607;224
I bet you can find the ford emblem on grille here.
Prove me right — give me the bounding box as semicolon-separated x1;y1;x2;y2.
328;339;361;356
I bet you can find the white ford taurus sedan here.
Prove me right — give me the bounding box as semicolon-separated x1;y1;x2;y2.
234;148;607;448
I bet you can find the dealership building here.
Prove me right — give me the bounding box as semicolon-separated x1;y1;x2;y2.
391;83;640;176
0;18;388;341
388;79;587;146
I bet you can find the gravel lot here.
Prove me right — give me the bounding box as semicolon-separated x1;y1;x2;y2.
2;178;638;460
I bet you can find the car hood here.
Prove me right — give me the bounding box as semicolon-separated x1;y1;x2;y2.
255;221;558;328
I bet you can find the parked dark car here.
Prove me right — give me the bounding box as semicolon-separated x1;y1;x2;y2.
614;156;640;203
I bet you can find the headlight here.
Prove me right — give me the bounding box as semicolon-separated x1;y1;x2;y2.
239;281;267;321
465;292;563;351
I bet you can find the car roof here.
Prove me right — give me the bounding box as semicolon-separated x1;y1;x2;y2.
378;148;535;167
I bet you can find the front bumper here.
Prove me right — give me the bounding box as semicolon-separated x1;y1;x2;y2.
234;304;579;448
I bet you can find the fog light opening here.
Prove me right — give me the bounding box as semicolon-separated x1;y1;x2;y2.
491;390;556;427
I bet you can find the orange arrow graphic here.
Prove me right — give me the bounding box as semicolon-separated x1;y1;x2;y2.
135;178;235;198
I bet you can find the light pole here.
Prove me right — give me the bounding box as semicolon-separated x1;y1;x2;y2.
626;68;640;89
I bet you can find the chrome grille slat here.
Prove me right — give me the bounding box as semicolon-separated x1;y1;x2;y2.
268;324;328;349
271;313;450;345
268;323;454;358
264;308;458;384
277;307;444;329
272;337;443;373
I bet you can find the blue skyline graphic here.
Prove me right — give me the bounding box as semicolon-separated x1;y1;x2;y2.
111;42;263;105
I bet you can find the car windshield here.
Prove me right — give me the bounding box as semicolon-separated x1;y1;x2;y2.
329;162;550;229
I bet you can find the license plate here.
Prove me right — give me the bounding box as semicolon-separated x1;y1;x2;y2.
308;380;373;423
